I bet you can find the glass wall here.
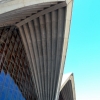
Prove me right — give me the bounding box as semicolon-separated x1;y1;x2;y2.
0;27;36;100
0;70;25;100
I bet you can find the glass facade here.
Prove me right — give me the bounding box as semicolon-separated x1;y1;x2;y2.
0;27;36;100
0;70;25;100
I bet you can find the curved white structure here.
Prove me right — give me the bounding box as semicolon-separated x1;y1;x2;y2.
0;0;74;100
59;73;76;100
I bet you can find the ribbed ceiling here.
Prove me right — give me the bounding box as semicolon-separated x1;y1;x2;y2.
15;2;67;100
0;1;74;100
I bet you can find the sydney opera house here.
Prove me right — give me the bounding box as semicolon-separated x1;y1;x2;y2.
0;0;75;100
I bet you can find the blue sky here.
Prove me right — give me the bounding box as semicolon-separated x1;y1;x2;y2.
64;0;100;100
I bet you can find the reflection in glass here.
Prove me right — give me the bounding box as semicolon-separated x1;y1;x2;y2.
0;70;25;100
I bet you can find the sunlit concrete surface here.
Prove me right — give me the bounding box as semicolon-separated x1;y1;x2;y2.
0;0;72;14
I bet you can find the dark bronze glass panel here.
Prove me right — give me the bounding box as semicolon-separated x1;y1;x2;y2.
0;27;36;100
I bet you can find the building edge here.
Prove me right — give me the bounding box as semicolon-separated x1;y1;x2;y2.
55;0;74;100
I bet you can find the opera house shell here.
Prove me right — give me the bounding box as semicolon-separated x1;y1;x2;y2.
59;73;76;100
0;0;75;100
